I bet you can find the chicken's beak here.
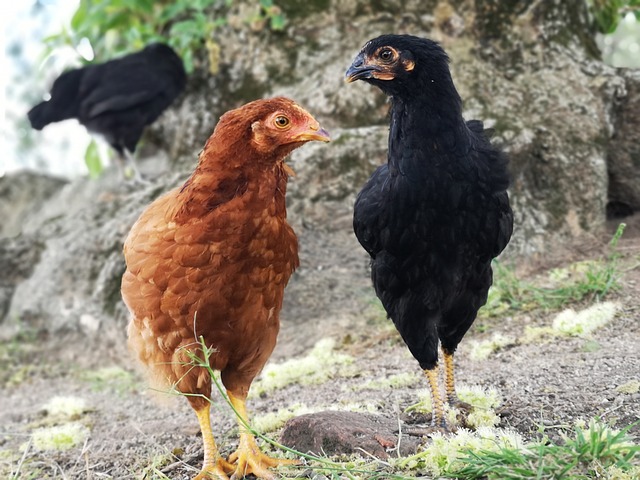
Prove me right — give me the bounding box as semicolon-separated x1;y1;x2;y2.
292;126;331;143
345;53;378;83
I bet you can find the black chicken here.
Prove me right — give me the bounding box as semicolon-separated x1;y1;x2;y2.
28;43;187;182
346;34;514;431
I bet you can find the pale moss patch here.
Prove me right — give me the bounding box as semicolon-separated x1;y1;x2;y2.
601;465;640;480
458;385;501;428
406;384;501;429
457;385;501;410
522;325;558;343
251;338;353;396
469;333;515;360
466;408;501;428
616;380;640;394
31;422;89;451
43;396;88;419
394;427;524;476
252;403;317;434
352;372;421;391
523;302;620;343
552;302;619;335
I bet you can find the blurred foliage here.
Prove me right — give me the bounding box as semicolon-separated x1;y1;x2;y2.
43;0;286;74
589;0;640;33
84;140;103;179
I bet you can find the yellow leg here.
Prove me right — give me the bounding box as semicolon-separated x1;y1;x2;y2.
424;366;447;429
226;391;298;480
442;348;472;413
193;403;235;480
442;349;457;405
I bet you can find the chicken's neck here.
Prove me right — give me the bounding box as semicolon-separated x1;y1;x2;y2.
176;158;290;220
388;88;470;176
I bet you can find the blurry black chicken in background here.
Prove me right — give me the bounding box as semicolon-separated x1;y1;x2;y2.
28;43;187;182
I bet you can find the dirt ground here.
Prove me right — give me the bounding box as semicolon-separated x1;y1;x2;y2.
1;214;639;479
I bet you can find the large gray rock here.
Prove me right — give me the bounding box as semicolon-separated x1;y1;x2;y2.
0;171;67;238
153;0;634;258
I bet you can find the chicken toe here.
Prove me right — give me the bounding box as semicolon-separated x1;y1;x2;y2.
227;432;297;480
226;392;298;479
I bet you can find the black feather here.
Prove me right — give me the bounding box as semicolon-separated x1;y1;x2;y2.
350;34;514;370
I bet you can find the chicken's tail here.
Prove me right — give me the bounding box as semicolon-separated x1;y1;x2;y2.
27;102;51;130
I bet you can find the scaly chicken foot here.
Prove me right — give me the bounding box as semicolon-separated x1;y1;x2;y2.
227;432;298;480
194;464;234;480
423;366;451;433
194;404;236;480
226;391;298;480
442;349;473;413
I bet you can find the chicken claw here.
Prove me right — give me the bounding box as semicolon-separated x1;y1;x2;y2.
194;461;234;480
227;433;298;480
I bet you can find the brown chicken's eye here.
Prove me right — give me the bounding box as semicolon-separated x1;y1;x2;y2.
379;48;394;62
274;115;290;128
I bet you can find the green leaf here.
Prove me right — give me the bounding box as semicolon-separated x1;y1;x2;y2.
70;1;88;31
159;3;192;23
170;20;200;34
270;13;286;31
84;141;103;179
182;48;194;74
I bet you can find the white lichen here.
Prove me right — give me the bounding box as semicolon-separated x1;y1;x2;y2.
394;427;524;476
552;302;619;336
250;338;353;396
42;396;87;419
522;302;620;343
405;384;501;429
616;379;640;394
31;422;89;451
469;333;515;360
457;385;501;410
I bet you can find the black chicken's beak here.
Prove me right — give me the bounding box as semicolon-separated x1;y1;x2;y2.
345;53;377;83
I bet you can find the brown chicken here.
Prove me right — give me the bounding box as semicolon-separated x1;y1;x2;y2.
121;97;330;480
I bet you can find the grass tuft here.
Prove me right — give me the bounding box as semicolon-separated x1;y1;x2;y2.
482;223;626;318
449;420;640;479
395;427;524;476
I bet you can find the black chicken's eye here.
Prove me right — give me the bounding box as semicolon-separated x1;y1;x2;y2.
274;115;290;128
379;49;394;61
